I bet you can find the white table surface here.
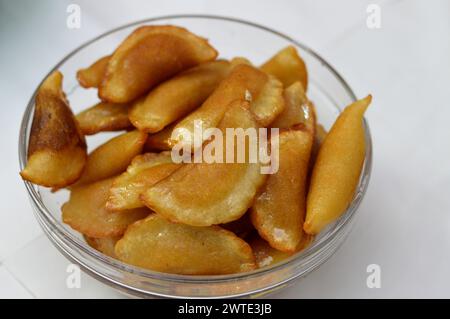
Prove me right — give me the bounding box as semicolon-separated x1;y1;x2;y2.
1;0;449;299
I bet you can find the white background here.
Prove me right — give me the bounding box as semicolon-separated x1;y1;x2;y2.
0;0;449;298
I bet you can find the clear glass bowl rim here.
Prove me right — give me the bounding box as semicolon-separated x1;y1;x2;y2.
18;14;372;291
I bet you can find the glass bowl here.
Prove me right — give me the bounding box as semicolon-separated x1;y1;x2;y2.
18;15;372;298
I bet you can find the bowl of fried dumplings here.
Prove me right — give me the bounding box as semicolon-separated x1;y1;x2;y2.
19;15;372;298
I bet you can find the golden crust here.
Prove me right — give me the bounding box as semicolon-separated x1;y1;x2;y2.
141;101;268;226
261;45;308;90
20;71;87;187
62;177;150;238
271;81;315;132
84;235;121;258
304;95;371;234
106;152;181;210
75;130;147;186
144;123;175;152
250;74;285;126
129;60;231;133
251;128;313;252
76;55;110;88
170;64;268;146
76;101;132;135
99;25;218;103
115;215;256;275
